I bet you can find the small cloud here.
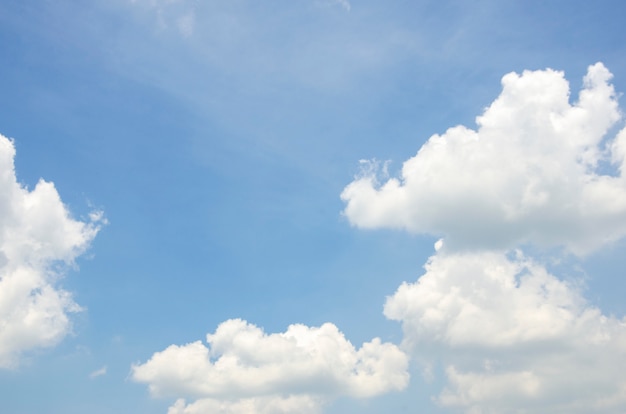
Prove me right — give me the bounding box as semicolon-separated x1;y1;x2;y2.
335;0;351;11
131;0;196;37
88;209;108;226
434;238;443;251
315;0;351;12
176;12;194;37
89;366;107;379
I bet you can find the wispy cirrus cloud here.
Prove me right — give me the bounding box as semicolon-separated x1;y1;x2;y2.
130;0;196;37
335;0;351;11
89;365;107;379
316;0;351;12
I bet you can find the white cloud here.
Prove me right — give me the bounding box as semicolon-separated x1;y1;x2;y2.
131;0;196;37
314;0;351;12
89;365;107;379
318;0;350;12
0;134;103;368
384;250;626;413
167;395;323;414
341;63;626;254
176;12;195;38
131;319;409;413
341;62;626;411
335;0;351;11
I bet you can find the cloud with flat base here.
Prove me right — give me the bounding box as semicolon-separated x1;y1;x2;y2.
132;319;408;413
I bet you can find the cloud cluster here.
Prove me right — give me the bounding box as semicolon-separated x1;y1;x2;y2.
385;250;626;412
132;63;626;413
0;134;103;368
341;63;626;412
131;319;408;413
342;63;626;254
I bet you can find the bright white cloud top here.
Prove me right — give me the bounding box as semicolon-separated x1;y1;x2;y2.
131;318;409;413
0;134;103;368
342;63;626;254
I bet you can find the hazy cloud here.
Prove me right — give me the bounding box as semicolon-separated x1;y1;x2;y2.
0;134;104;368
131;0;196;37
317;0;351;12
89;365;107;379
132;319;409;413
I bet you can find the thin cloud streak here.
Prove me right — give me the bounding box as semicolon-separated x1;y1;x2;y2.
89;365;107;379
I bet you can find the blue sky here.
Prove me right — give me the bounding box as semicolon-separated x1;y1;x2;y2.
1;1;626;413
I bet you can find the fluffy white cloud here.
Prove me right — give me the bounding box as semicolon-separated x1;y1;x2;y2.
167;395;323;414
341;63;626;254
132;319;409;413
342;62;626;411
384;250;626;413
0;134;103;368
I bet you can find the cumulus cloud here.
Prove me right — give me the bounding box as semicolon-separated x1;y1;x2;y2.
166;395;323;414
341;63;626;254
339;63;626;411
131;319;409;413
384;250;626;413
0;134;104;368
